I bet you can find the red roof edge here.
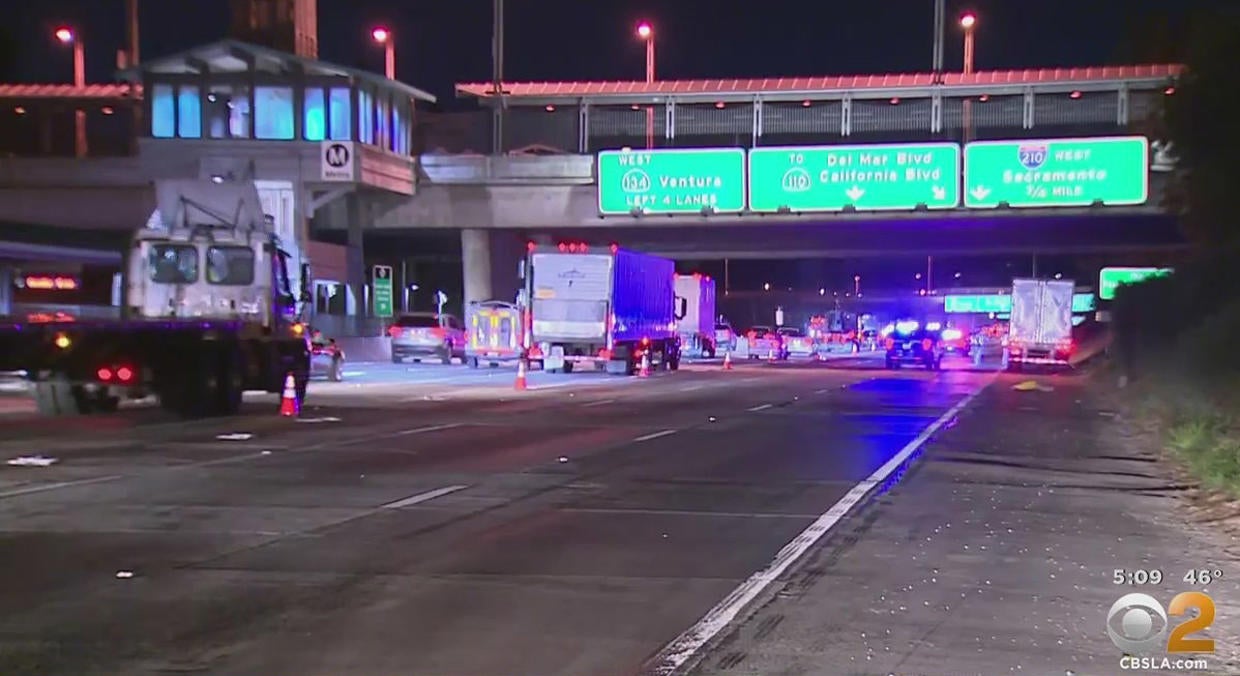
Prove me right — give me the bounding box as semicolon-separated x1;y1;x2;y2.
455;63;1183;98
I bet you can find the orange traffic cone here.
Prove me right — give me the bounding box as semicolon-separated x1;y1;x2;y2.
639;352;651;378
723;351;733;370
279;372;300;417
514;357;528;391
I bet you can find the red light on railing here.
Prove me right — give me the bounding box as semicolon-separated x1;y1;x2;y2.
1164;86;1176;96
558;242;568;252
889;97;900;105
801;100;811;107
630;104;641;111
97;367;113;381
714;102;725;109
545;104;556;112
568;242;578;252
978;94;990;102
1069;91;1082;99
387;325;402;338
116;366;134;382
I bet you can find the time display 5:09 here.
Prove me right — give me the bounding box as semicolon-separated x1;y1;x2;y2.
1114;569;1164;585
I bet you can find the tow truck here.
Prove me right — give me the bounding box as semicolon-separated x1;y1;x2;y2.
0;178;312;418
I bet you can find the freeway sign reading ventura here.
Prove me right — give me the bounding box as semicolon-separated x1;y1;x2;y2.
597;148;746;215
1098;266;1173;300
964;136;1149;208
748;143;960;212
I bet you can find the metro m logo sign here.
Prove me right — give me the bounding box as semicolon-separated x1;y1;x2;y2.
320;141;355;182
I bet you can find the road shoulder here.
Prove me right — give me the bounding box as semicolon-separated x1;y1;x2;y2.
685;373;1240;676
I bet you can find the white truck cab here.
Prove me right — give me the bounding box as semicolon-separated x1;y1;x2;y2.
126;179;300;327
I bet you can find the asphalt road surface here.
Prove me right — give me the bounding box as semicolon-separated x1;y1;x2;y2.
1;355;1229;675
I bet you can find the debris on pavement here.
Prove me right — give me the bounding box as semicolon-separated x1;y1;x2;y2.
6;455;58;467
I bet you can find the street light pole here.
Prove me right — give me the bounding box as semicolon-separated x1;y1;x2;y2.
55;27;87;158
932;0;945;78
637;22;655;149
491;0;505;154
371;27;395;80
960;13;977;143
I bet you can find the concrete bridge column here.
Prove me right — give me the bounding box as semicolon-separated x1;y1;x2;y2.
345;194;367;316
462;228;492;307
0;265;10;316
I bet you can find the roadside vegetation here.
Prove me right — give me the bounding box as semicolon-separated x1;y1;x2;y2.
1111;10;1240;497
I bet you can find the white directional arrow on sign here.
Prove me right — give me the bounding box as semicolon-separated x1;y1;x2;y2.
845;185;865;202
969;185;991;201
932;185;946;201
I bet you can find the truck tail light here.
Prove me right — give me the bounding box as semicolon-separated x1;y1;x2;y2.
98;364;135;383
387;325;403;338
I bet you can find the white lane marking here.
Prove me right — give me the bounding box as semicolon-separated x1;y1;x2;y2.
813;388;830;395
394;423;463;437
563;507;820;520
381;484;469;509
747;403;774;412
679;383;706;392
582;398;616;408
646;376;993;675
633;429;678;442
0;474;124;500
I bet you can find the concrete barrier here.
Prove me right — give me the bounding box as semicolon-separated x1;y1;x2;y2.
336;337;392;362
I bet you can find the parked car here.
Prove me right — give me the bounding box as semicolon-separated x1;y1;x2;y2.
777;327;816;357
714;320;738;352
309;329;345;381
746;326;788;360
389;312;467;363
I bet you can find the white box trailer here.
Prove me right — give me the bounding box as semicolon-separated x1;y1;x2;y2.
1007;278;1075;369
673;273;717;357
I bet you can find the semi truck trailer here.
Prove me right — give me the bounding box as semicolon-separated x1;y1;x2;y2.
674;273;717;358
1007;277;1075;370
526;243;683;375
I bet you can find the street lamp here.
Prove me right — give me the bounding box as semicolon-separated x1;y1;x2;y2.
54;27;87;158
371;27;395;80
636;21;655;149
763;282;771;291
960;12;977;142
853;274;861;296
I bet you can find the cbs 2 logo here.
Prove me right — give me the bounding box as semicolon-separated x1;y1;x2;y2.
1107;592;1215;654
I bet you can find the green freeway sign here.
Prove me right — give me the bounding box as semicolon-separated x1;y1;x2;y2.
748;143;960;212
1099;266;1173;300
372;264;393;318
943;294;1010;314
944;293;1096;314
597;148;746;215
963;136;1149;208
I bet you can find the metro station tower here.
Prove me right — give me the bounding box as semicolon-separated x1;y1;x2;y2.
228;0;318;59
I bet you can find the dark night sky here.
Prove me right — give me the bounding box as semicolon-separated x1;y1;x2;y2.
2;1;1220;297
4;0;1227;108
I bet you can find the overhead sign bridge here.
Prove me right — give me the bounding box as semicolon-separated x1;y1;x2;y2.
597;136;1150;216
